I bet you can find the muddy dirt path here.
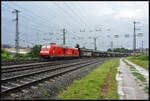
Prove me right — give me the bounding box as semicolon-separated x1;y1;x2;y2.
116;58;149;100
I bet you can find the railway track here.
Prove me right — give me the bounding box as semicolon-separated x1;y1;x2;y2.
2;57;87;66
2;58;96;78
1;57;112;97
1;58;46;66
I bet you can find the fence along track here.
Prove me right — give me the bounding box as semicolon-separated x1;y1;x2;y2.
1;58;110;96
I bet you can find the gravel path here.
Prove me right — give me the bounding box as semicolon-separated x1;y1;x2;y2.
125;58;149;83
116;58;149;100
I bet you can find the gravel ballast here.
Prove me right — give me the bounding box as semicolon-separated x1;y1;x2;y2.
1;58;112;100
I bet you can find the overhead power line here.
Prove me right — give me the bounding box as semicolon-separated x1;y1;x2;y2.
64;2;87;26
2;4;58;31
53;2;83;27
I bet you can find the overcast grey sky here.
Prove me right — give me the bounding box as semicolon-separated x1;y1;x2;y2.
1;1;149;51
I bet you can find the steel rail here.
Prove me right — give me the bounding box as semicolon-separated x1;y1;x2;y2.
1;58;107;96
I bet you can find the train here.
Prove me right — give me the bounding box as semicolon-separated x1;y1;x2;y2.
40;43;130;59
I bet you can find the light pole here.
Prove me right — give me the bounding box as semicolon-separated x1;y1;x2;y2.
63;28;66;45
133;20;140;53
93;36;101;50
142;40;143;53
106;29;113;52
137;33;144;53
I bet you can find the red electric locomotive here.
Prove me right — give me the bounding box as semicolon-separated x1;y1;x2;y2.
40;43;79;59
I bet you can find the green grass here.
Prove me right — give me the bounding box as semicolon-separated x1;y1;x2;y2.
53;85;64;92
40;88;48;100
105;59;120;100
144;86;149;93
127;53;149;70
129;66;136;70
132;72;146;82
129;53;149;60
117;71;122;74
58;58;120;100
130;69;137;71
138;54;149;60
127;57;149;70
122;59;132;66
129;66;137;71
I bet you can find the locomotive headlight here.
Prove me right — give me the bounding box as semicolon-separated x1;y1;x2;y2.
46;51;49;53
40;51;44;53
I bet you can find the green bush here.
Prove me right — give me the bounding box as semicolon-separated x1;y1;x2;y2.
2;53;9;59
28;45;42;58
14;53;30;59
2;48;9;54
13;45;42;59
2;48;10;59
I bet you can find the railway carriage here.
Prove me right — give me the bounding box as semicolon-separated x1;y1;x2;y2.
79;48;93;57
93;50;103;57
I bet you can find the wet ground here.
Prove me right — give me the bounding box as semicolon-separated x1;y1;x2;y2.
116;58;149;100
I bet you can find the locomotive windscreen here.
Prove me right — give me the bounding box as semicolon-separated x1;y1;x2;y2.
41;45;50;49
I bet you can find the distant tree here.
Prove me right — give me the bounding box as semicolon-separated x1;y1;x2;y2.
28;45;42;58
75;44;80;48
82;46;86;49
107;48;112;52
111;47;133;53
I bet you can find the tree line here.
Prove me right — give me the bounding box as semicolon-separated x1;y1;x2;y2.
107;48;133;53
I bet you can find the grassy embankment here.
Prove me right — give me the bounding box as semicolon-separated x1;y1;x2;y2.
2;48;31;59
127;53;149;70
58;58;120;100
2;45;41;59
